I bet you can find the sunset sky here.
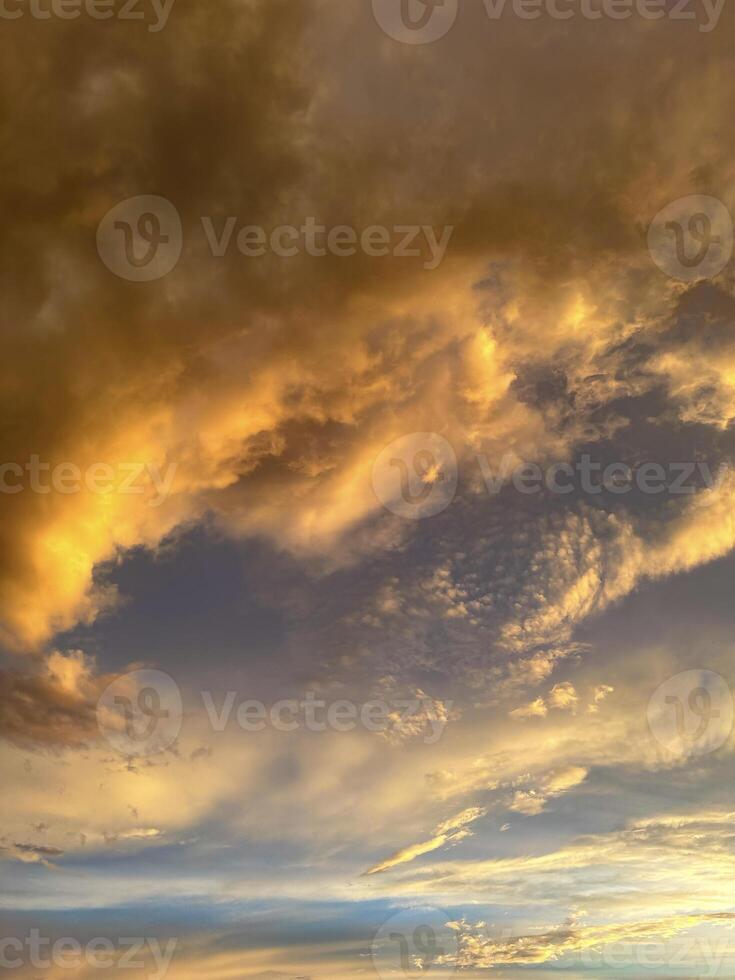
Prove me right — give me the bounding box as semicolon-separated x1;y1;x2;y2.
2;1;735;979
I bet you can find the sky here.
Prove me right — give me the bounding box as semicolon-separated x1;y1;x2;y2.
2;1;735;979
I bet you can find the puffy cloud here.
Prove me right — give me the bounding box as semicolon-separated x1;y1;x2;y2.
549;682;579;711
588;684;615;713
0;650;118;749
509;697;548;720
509;766;588;816
511;684;579;720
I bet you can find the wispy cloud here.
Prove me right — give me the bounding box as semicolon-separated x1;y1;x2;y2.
364;806;487;875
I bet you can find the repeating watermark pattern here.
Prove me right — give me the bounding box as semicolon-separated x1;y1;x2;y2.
96;671;451;757
574;936;735;974
372;436;728;520
201;690;451;744
97;196;454;282
372;433;459;519
647;669;734;757
97;669;183;757
0;931;177;979
0;0;175;29
201;216;453;270
0;456;177;505
477;453;728;498
97;196;183;281
648;195;733;282
444;922;735;975
372;0;725;42
95;662;734;766
372;0;459;43
371;906;458;980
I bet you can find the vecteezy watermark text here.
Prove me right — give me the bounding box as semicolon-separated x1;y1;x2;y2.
575;937;735;975
475;453;728;497
372;433;729;520
0;456;177;506
0;931;177;980
371;0;725;44
201;216;453;269
96;670;452;758
371;913;735;978
201;690;451;744
96;196;454;281
0;0;175;30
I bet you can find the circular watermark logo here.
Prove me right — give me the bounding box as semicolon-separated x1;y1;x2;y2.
647;195;733;282
371;906;458;980
97;668;183;756
372;432;458;519
97;195;182;282
371;0;459;44
647;669;733;757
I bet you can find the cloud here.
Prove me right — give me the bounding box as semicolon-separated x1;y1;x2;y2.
549;682;578;711
0;839;64;869
448;911;735;969
509;684;580;720
509;766;588;816
0;650;119;749
3;5;735;972
380;809;735;919
510;697;548;720
364;806;487;876
588;684;615;713
2;0;735;659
